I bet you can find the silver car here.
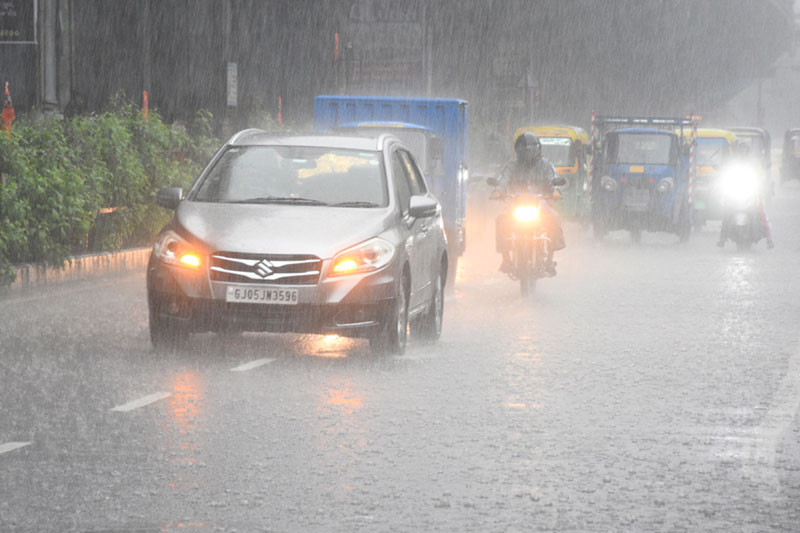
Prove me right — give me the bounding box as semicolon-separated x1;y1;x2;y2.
146;131;448;355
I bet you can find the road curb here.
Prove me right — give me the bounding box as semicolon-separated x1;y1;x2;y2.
9;247;151;290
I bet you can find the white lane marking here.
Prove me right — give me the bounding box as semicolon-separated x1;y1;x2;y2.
110;392;172;412
0;441;32;455
747;341;800;494
230;358;276;372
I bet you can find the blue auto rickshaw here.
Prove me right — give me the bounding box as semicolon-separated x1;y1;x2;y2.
591;116;695;243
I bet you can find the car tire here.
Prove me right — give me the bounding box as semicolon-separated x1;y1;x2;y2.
593;219;607;240
149;306;188;351
369;274;409;355
413;266;444;342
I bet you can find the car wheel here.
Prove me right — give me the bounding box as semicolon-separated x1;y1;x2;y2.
370;275;409;355
592;218;607;240
149;304;188;351
413;266;444;342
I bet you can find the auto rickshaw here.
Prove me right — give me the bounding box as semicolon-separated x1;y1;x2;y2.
513;125;590;221
592;115;694;243
781;128;800;183
687;128;737;227
730;127;772;196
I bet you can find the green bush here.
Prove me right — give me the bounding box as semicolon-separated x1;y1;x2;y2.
0;97;219;285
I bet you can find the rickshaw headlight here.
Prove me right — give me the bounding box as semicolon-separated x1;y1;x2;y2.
656;177;674;193
601;176;617;192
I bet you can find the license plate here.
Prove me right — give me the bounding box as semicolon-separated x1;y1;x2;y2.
734;213;749;226
694;200;706;210
624;188;649;205
226;286;299;305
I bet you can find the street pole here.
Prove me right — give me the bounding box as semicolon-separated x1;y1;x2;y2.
142;0;150;95
42;0;57;111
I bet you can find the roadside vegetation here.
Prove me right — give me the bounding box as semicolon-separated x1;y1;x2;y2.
0;96;219;286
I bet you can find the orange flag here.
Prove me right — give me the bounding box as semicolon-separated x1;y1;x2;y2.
142;90;149;121
2;81;15;138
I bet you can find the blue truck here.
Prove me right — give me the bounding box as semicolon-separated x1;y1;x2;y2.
314;95;469;283
590;116;696;243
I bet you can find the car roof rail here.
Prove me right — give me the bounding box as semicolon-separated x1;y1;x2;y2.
227;128;268;145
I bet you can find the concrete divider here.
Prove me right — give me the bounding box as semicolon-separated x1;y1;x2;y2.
9;247;152;290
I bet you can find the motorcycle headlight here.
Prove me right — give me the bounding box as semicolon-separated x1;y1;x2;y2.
330;237;395;276
153;230;203;269
513;205;539;223
656;177;674;193
720;165;759;204
601;175;617;192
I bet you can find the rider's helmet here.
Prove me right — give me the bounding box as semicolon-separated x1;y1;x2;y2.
515;132;541;166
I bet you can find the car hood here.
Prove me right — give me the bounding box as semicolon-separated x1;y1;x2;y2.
174;201;394;259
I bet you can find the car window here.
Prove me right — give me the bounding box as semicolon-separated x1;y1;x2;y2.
391;151;412;214
398;150;427;195
193;146;388;207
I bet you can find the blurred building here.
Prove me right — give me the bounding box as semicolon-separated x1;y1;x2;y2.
0;0;794;141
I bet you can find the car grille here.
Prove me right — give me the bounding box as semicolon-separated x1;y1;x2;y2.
209;252;322;285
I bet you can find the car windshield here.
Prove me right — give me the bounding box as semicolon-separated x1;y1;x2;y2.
340;127;429;173
609;132;673;165
696;139;729;167
193;146;387;206
539;137;573;166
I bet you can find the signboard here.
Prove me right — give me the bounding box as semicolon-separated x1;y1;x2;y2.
343;0;424;91
0;0;36;44
226;62;237;107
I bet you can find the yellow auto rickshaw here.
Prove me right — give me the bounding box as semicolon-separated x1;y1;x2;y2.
513;125;590;220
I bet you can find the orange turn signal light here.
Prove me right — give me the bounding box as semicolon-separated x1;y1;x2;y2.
179;253;201;268
332;258;358;274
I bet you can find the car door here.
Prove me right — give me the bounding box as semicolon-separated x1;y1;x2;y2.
390;148;428;312
398;148;436;305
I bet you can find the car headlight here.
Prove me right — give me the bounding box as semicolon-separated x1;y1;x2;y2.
656;177;674;193
601;175;617;192
330;237;395;276
513;205;539;223
153;230;203;269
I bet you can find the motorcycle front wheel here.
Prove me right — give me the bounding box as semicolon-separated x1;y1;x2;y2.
516;241;536;298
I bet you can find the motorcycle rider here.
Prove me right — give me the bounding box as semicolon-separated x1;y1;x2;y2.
717;141;774;249
494;132;566;274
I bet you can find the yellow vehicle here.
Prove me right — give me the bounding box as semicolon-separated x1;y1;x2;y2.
681;128;737;227
513;125;590;220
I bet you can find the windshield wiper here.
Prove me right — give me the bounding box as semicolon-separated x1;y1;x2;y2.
229;196;328;206
331;201;381;208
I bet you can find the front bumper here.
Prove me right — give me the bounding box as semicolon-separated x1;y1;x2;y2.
146;254;398;336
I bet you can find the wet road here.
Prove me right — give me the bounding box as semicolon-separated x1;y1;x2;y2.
2;183;800;532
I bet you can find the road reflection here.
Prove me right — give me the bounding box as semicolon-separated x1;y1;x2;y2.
163;371;205;465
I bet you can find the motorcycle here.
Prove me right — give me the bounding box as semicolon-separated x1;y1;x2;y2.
488;176;566;296
718;163;763;251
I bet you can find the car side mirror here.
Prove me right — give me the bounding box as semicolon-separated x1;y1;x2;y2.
408;195;438;218
156;187;183;209
553;176;567;187
486;177;499;187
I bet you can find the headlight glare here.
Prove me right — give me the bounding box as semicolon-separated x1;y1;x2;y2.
720;165;759;204
330;238;395;277
513;205;539;223
154;230;203;269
